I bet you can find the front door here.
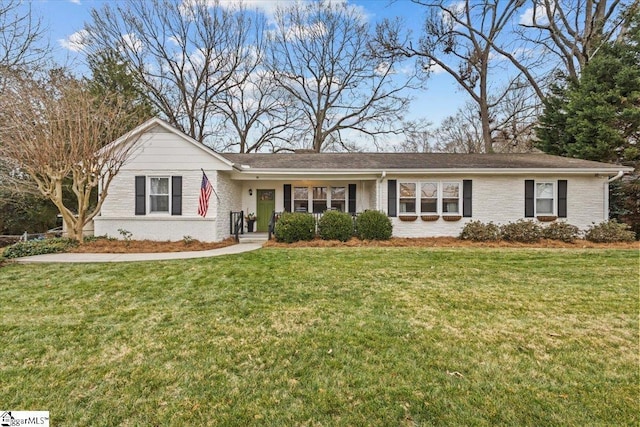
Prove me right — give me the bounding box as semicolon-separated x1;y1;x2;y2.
256;189;275;232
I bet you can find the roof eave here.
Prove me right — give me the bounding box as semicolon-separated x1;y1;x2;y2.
227;166;633;178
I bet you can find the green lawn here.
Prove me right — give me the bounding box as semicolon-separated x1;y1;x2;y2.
1;248;638;426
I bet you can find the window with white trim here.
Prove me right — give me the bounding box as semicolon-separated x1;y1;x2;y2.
536;182;554;215
313;187;327;213
441;182;460;214
294;187;308;212
331;187;346;211
399;182;417;214
420;182;438;214
398;181;462;216
149;177;169;213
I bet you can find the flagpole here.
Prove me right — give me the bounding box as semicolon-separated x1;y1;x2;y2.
201;168;220;201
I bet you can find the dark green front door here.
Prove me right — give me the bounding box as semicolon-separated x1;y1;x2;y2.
256;189;275;232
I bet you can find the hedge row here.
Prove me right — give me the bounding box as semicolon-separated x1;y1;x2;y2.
3;238;78;259
274;210;392;243
460;220;635;243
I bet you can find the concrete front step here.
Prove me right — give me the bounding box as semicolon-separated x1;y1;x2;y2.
238;232;269;244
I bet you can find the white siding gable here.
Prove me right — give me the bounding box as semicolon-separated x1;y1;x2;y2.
122;124;232;172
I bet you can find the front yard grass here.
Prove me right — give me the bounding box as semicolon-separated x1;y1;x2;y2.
0;248;637;426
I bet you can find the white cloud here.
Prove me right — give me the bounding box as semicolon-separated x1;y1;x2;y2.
121;33;143;53
68;0;81;4
519;4;550;26
185;0;368;22
442;1;466;27
58;29;89;52
285;21;326;40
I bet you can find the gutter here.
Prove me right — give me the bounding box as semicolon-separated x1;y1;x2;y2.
604;170;627;221
608;170;625;183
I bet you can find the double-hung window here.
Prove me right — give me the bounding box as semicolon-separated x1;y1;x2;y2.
331;187;346;211
149;177;170;213
313;187;327;213
536;182;554;215
294;187;309;212
399;183;417;214
441;182;460;215
420;182;438;214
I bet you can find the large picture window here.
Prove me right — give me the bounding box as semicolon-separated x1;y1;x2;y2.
150;177;169;213
536;182;554;215
398;181;462;216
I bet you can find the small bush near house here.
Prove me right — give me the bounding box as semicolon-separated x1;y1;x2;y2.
318;210;354;242
584;220;636;243
356;210;392;240
500;220;542;243
459;220;501;241
542;222;581;243
274;212;316;243
3;238;78;259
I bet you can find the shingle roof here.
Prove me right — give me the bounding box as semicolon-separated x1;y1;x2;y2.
221;152;628;171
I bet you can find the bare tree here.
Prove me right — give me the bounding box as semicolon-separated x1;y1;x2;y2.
0;0;49;71
393;120;434;153
518;0;633;82
0;72;145;241
268;0;414;152
433;104;485;153
84;0;259;145
376;1;538;153
213;35;304;153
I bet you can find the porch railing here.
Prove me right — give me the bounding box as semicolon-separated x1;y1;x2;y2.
268;211;282;240
230;210;244;242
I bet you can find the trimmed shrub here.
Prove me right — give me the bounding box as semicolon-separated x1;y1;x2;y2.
356;210;392;240
500;220;542;243
584;220;636;243
542;222;580;243
3;238;78;259
274;212;316;243
459;220;501;241
318;210;354;242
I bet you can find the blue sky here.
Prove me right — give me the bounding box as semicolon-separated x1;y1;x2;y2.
28;0;537;127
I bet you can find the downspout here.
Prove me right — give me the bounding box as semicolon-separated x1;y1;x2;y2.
377;171;387;211
604;171;626;221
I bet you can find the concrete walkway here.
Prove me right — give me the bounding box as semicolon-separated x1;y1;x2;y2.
13;242;263;264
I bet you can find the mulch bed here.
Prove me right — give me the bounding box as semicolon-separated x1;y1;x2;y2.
69;238;236;253
67;236;637;253
263;237;639;250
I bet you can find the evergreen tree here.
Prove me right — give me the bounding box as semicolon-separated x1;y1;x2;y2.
86;48;155;130
537;39;639;165
536;12;640;236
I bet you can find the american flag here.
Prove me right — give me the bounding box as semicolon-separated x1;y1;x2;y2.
198;171;213;217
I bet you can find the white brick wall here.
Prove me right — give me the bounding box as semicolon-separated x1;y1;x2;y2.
382;174;609;238
96;169;228;242
215;173;242;241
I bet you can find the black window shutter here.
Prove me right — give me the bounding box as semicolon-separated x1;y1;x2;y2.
524;180;535;217
348;184;357;213
135;176;146;215
463;180;472;217
171;176;182;216
283;184;292;212
388;180;397;217
558;180;567;218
